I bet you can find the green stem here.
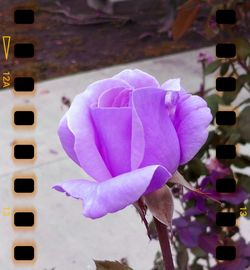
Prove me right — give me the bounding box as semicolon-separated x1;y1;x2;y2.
206;255;211;269
202;62;206;92
204;87;215;95
238;59;250;73
154;217;174;270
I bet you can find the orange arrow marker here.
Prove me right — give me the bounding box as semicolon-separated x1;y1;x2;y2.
2;36;11;61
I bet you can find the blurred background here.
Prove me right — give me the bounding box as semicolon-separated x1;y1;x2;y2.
0;0;222;81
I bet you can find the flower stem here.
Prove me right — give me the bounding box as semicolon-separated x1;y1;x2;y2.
153;217;174;270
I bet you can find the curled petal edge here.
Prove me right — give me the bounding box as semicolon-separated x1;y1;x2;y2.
53;165;171;219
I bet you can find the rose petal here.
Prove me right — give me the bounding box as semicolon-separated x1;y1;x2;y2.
172;91;212;164
113;69;160;89
162;78;181;92
58;115;80;166
132;88;180;174
97;87;126;107
112;89;132;107
64;78;130;182
90;107;132;176
131;100;145;170
53;165;171;218
85;78;130;101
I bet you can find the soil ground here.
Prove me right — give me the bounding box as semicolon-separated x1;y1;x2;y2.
1;0;215;82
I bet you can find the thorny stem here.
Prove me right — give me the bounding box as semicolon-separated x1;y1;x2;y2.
154;217;174;270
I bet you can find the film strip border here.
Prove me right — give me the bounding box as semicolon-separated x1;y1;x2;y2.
1;4;244;267
4;7;37;264
215;8;243;262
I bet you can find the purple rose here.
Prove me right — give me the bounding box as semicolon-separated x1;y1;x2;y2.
54;69;212;218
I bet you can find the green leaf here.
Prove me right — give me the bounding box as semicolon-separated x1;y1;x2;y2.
204;60;221;75
238;74;250;87
176;246;188;270
188;158;209;177
237;74;250;97
205;94;222;118
94;260;133;270
184;158;208;182
235;38;250;59
226;133;241;144
239;106;250;142
148;219;158;240
222;91;240;105
232;154;250;168
237;173;250;192
191;247;207;258
218;124;237;136
186;200;195;208
152;251;164;270
222;74;250;105
190;264;204;270
220;62;229;76
195;215;209;226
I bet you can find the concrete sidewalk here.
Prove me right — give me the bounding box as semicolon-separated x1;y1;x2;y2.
0;46;249;270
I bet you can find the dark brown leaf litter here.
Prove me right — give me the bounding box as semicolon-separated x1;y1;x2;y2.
61;96;71;107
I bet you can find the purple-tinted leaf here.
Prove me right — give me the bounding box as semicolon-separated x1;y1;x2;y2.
243;244;250;258
184;206;204;216
144;185;174;228
179;226;204;248
172;217;189;228
171;172;221;204
210;259;249;270
175;222;205;248
199;233;220;256
169;171;195;190
205;187;249;205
